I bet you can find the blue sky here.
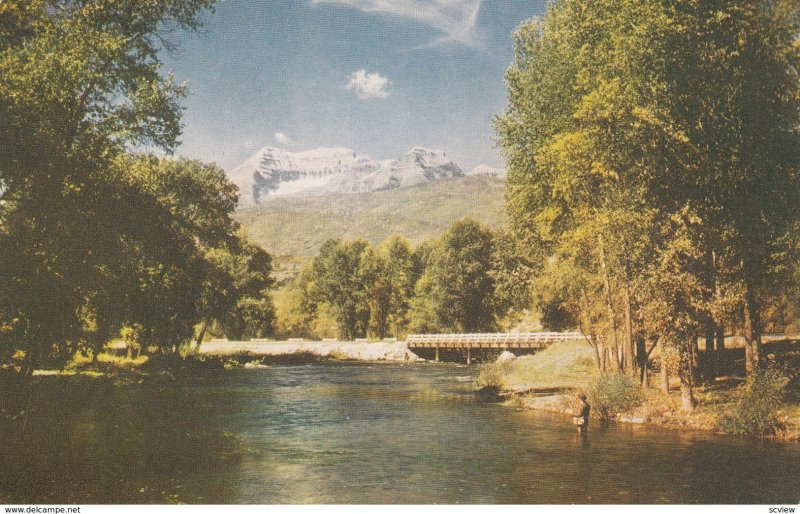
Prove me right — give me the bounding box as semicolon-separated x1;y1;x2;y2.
163;0;547;171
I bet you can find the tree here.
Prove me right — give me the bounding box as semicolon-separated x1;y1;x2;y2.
369;236;415;339
496;0;800;399
490;229;538;328
410;220;499;333
309;239;377;341
198;235;275;345
273;265;320;340
111;155;242;354
0;0;217;367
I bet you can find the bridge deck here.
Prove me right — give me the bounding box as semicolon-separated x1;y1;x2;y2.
406;332;582;350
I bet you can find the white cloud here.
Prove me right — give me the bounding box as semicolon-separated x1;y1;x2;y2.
346;69;391;99
311;0;482;46
274;132;293;146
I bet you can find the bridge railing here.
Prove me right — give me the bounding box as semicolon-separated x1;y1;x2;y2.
405;332;583;346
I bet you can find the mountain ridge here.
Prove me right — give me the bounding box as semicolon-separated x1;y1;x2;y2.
229;145;474;207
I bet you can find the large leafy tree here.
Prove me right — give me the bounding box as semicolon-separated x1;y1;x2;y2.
0;0;219;367
369;236;415;339
496;0;800;403
308;239;377;341
410;219;499;333
217;238;276;341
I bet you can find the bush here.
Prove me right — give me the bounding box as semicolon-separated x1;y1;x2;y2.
719;368;788;437
586;372;642;420
476;360;513;389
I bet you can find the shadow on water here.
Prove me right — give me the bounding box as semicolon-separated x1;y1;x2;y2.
0;373;244;503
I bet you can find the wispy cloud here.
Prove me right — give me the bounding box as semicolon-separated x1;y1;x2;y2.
274;132;293;146
346;69;391;99
311;0;482;46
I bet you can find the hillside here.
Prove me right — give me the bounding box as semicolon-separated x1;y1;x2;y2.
235;175;507;257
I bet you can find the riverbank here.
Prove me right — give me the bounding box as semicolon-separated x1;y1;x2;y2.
198;339;422;362
0;339;421;383
485;339;800;440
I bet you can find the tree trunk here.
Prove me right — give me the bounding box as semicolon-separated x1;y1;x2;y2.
23;344;38;378
585;334;602;370
661;354;669;392
704;321;716;380
704;321;715;352
743;280;761;374
678;339;696;412
579;287;603;371
636;336;647;385
598;236;621;370
623;284;636;375
714;323;725;376
703;248;718;380
195;318;209;352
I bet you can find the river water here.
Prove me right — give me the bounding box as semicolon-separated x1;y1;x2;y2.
1;362;799;504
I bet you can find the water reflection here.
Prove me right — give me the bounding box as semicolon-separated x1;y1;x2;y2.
2;363;799;504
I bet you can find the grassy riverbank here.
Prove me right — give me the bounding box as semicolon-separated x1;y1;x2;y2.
0;339;419;385
480;339;800;440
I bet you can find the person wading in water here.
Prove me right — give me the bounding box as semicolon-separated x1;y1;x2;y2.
573;394;590;432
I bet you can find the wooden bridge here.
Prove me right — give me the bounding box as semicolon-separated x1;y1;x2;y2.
406;332;583;364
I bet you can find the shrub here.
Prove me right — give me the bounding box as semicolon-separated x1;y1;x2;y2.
476;360;513;389
586;372;642;420
328;349;350;361
719;367;788;437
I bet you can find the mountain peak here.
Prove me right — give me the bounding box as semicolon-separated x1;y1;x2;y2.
229;146;466;207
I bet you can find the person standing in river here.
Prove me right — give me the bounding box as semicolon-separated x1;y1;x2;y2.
573;394;590;432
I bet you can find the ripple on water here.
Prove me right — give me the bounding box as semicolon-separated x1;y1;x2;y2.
2;363;800;504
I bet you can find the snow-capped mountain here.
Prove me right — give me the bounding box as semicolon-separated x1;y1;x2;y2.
229;146;466;206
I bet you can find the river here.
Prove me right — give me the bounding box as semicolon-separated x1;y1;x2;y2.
1;362;799;504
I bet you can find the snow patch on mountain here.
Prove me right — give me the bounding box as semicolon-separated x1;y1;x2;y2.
229;146;467;206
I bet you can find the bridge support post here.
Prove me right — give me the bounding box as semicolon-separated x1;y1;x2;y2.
435;345;439;362
466;348;471;365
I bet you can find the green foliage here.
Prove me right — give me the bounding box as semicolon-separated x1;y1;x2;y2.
585;372;643;421
115;155;242;352
273;267;319;339
476;360;512;389
491;229;537;320
274;223;518;339
0;0;289;367
308;239;376;341
410;219;499;333
369;236;415;339
720;368;789;437
495;0;800;382
224;297;275;341
205;235;276;341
